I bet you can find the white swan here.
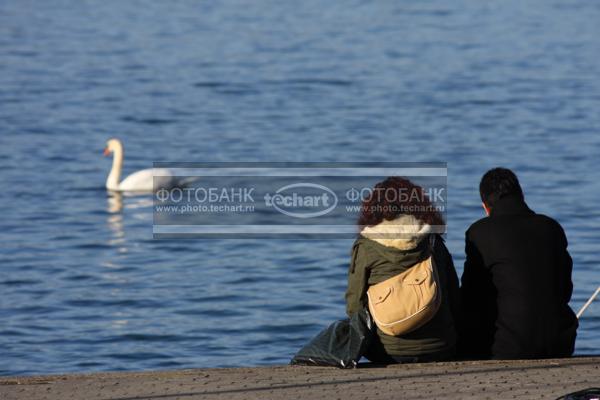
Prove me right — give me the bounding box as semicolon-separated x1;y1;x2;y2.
103;138;178;192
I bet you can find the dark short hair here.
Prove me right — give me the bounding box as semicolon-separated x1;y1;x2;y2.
479;168;523;207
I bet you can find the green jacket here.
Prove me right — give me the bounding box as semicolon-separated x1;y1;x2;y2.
345;231;459;360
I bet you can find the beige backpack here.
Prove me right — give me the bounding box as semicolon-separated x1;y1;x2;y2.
366;236;441;336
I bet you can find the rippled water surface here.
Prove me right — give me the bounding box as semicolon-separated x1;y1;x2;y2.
1;0;600;375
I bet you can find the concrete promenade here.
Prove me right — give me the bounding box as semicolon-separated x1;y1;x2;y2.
1;357;599;400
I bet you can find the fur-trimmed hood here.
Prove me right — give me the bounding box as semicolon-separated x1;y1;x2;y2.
360;214;432;251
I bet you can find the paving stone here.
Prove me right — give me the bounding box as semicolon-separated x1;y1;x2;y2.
0;357;599;400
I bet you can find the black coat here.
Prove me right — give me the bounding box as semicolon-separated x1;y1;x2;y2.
459;195;578;359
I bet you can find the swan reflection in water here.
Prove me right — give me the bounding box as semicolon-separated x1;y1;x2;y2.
106;191;126;252
107;190;124;214
107;191;155;214
106;191;155;253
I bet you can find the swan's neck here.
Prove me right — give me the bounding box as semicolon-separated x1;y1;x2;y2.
106;146;123;190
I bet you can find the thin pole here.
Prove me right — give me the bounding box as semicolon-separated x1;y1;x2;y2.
576;286;600;319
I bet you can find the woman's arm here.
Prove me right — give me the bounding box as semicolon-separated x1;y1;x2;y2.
437;236;460;328
345;241;370;316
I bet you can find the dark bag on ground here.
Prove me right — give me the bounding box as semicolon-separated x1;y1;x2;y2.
290;308;374;368
556;388;600;400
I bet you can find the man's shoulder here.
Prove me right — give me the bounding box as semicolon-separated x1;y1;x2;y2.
532;212;561;225
466;212;565;238
531;213;566;235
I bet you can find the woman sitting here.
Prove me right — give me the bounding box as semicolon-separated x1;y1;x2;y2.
345;177;459;363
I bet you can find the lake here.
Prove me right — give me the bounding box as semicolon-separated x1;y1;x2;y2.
1;0;599;375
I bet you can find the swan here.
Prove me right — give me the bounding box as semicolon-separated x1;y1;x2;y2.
103;138;179;192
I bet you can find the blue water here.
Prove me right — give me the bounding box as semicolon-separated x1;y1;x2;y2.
1;0;599;375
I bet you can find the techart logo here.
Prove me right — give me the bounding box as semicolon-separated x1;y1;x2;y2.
264;183;338;218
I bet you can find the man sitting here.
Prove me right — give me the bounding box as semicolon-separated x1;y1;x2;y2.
459;167;578;359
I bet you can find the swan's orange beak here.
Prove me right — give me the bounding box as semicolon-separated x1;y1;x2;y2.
103;147;111;156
